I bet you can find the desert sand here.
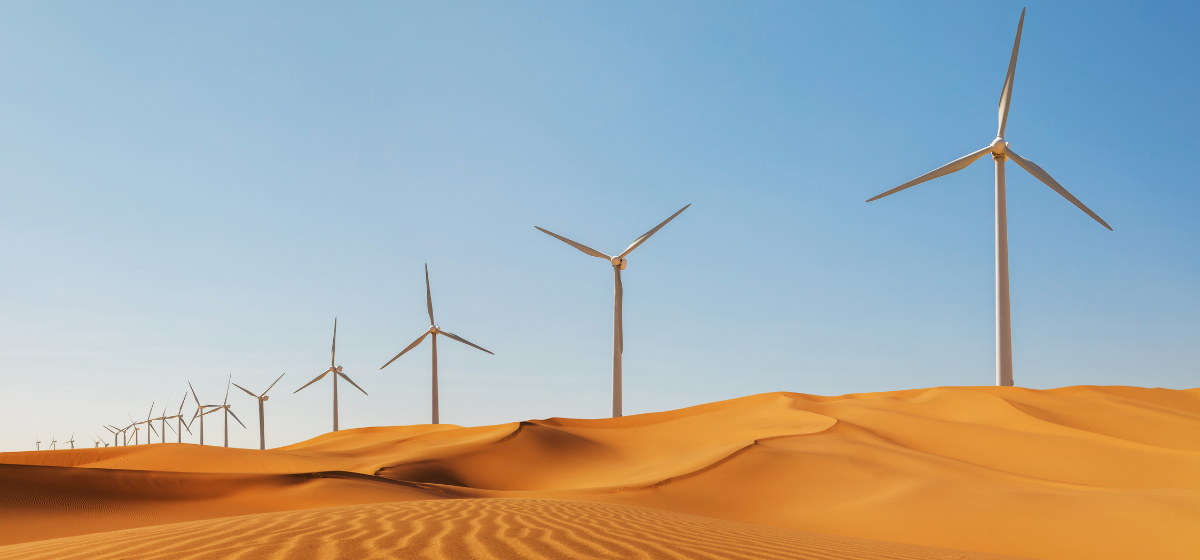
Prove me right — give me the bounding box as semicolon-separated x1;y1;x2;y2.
2;386;1197;559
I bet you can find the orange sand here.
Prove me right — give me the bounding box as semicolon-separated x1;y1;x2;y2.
1;386;1197;559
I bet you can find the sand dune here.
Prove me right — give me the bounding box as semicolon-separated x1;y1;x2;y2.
2;386;1197;559
0;498;1029;560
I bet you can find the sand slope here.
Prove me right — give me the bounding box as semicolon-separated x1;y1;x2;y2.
0;499;1029;560
2;386;1197;559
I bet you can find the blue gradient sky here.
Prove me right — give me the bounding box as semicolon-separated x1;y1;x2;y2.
2;1;1197;451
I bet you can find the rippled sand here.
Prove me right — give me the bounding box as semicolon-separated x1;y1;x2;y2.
0;499;1027;560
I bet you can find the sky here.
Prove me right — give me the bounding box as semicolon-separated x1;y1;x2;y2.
1;1;1197;451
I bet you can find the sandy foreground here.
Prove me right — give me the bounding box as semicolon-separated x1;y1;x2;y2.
1;386;1197;559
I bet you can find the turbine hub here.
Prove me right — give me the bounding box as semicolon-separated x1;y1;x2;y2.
990;137;1008;155
431;325;440;334
335;366;343;373
610;256;627;270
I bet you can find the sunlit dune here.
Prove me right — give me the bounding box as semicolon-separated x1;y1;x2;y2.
0;499;1029;560
2;386;1197;559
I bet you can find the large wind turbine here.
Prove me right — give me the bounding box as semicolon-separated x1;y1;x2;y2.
296;319;367;432
233;372;285;450
535;204;691;417
380;265;493;425
866;9;1110;387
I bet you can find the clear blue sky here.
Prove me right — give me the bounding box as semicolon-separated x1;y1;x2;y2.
2;1;1197;451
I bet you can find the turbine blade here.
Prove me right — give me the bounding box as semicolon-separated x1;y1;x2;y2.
165;422;176;434
262;372;286;397
615;266;623;354
224;374;231;405
148;423;159;437
534;226;610;260
146;403;155;422
1004;147;1112;230
232;382;257;399
866;146;993;202
331;317;337;368
998;8;1026;138
201;407;223;417
182;420;193;435
227;407;247;428
380;332;429;369
425;263;436;326
178;392;187;415
439;330;494;355
293;369;332;394
618;204;691;258
189;382;201;407
337;371;369;396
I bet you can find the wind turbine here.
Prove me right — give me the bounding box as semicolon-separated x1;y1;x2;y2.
164;393;193;443
295;319;367;432
64;431;76;450
49;431;57;450
233;372;285;450
137;403;159;445
189;382;215;445
198;375;246;447
35;437;40;451
535;204;691;417
380;265;493;425
866;9;1110;387
150;400;176;444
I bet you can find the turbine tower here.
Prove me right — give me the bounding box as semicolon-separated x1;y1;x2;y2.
535;204;690;417
296;319;367;432
233;372;286;450
866;9;1110;387
380;265;493;425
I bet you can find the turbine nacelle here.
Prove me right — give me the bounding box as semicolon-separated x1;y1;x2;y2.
335;365;343;373
429;325;441;334
610;256;627;270
990;137;1009;156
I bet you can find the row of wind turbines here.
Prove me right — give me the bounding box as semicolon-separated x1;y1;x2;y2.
39;9;1110;450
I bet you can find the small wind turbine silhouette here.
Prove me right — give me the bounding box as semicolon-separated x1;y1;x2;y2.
64;431;76;450
35;437;40;451
866;9;1110;388
380;265;493;425
536;204;691;417
233;372;285;450
135;403;159;445
189;382;215;445
200;375;246;447
49;431;57;450
164;393;193;443
296;319;367;432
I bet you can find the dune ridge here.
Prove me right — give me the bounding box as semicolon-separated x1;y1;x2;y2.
2;385;1197;559
0;499;1029;560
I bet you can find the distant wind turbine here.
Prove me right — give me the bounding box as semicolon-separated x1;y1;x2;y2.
296;319;367;432
866;8;1110;387
189;382;215;445
535;204;691;417
380;265;493;425
64;431;76;450
34;437;40;451
163;393;193;443
49;431;57;450
200;375;246;447
233;372;285;450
